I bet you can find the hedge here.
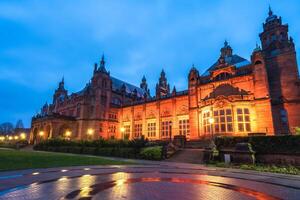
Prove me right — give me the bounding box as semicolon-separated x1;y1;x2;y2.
33;138;164;160
215;135;300;154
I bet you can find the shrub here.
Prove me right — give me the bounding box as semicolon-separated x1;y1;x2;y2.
139;146;162;160
215;135;300;154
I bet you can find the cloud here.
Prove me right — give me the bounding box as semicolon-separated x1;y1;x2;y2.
0;0;300;127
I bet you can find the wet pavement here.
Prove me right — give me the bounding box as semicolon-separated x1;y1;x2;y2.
0;161;300;200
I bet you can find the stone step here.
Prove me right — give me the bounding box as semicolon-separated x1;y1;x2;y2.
166;149;204;164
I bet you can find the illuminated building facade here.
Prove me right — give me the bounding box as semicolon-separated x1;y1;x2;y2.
30;9;300;142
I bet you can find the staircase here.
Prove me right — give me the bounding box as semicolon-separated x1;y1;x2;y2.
166;149;204;164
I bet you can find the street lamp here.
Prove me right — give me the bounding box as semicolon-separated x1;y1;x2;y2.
169;121;173;142
209;118;215;139
20;133;26;140
14;136;19;140
87;128;94;140
65;130;72;139
39;131;44;137
120;127;125;139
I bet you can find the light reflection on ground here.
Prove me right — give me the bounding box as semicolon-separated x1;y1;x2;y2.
0;164;299;200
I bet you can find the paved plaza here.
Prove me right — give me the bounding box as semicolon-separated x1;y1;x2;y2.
0;159;300;200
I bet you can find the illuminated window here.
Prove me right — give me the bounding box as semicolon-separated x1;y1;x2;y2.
124;125;130;139
203;111;211;134
213;109;233;133
147;122;156;137
108;125;116;133
161;121;172;137
237;108;251;132
179;119;189;136
134;124;142;138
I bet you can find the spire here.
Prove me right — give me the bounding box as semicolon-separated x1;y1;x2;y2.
253;42;261;52
161;69;165;77
58;76;65;89
172;86;176;95
94;63;98;73
142;75;146;82
268;5;273;16
99;54;107;73
224;40;229;47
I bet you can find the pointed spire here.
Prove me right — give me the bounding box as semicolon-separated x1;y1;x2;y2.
58;76;65;89
268;5;273;16
99;53;107;73
142;75;146;82
172;86;176;95
94;63;98;73
224;40;228;47
161;69;165;77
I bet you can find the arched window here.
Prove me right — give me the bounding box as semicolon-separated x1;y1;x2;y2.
254;60;262;65
214;72;231;81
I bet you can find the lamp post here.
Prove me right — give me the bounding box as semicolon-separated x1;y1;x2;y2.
209;118;215;140
120;127;125;140
87;128;94;140
39;131;44;140
65;130;72;140
169;121;173;142
20;133;26;140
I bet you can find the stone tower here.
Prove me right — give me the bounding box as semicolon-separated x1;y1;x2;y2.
259;7;300;134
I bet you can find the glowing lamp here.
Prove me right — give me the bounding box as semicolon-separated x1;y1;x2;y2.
20;133;26;139
65;131;72;137
87;128;94;135
209;118;215;124
120;127;125;133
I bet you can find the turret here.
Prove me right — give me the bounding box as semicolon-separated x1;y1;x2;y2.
140;75;150;98
156;69;170;98
53;77;68;104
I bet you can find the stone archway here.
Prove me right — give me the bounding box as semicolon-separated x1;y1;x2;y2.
58;124;72;139
32;127;38;144
44;124;52;139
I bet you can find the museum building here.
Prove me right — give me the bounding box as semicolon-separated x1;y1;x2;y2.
30;9;300;142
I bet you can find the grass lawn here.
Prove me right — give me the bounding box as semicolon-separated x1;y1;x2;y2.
0;149;132;171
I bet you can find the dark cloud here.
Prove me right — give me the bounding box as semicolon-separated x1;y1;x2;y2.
0;0;299;127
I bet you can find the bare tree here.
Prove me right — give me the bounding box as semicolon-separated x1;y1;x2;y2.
15;119;24;129
0;122;14;135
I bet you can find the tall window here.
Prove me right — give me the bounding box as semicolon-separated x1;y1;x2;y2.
161;121;171;137
76;104;81;117
203;111;211;134
213;109;233;133
147;122;156;138
179;119;189;136
237;108;251;132
124;125;130;139
134;124;142;138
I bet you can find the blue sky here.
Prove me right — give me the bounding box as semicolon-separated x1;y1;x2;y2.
0;0;300;127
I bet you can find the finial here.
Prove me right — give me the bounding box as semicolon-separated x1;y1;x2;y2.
160;69;166;76
142;75;146;82
224;40;228;47
268;5;273;16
